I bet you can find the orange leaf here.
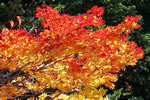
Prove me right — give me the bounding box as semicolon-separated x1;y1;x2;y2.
1;27;9;34
9;20;14;28
16;16;22;25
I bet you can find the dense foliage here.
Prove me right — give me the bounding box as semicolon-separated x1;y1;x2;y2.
0;0;150;99
0;4;144;99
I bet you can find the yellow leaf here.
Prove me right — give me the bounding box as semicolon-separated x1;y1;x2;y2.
38;93;47;100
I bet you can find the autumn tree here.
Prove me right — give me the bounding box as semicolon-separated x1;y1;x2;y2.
0;4;144;99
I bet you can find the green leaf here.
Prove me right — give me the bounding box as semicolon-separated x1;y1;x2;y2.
107;88;123;100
